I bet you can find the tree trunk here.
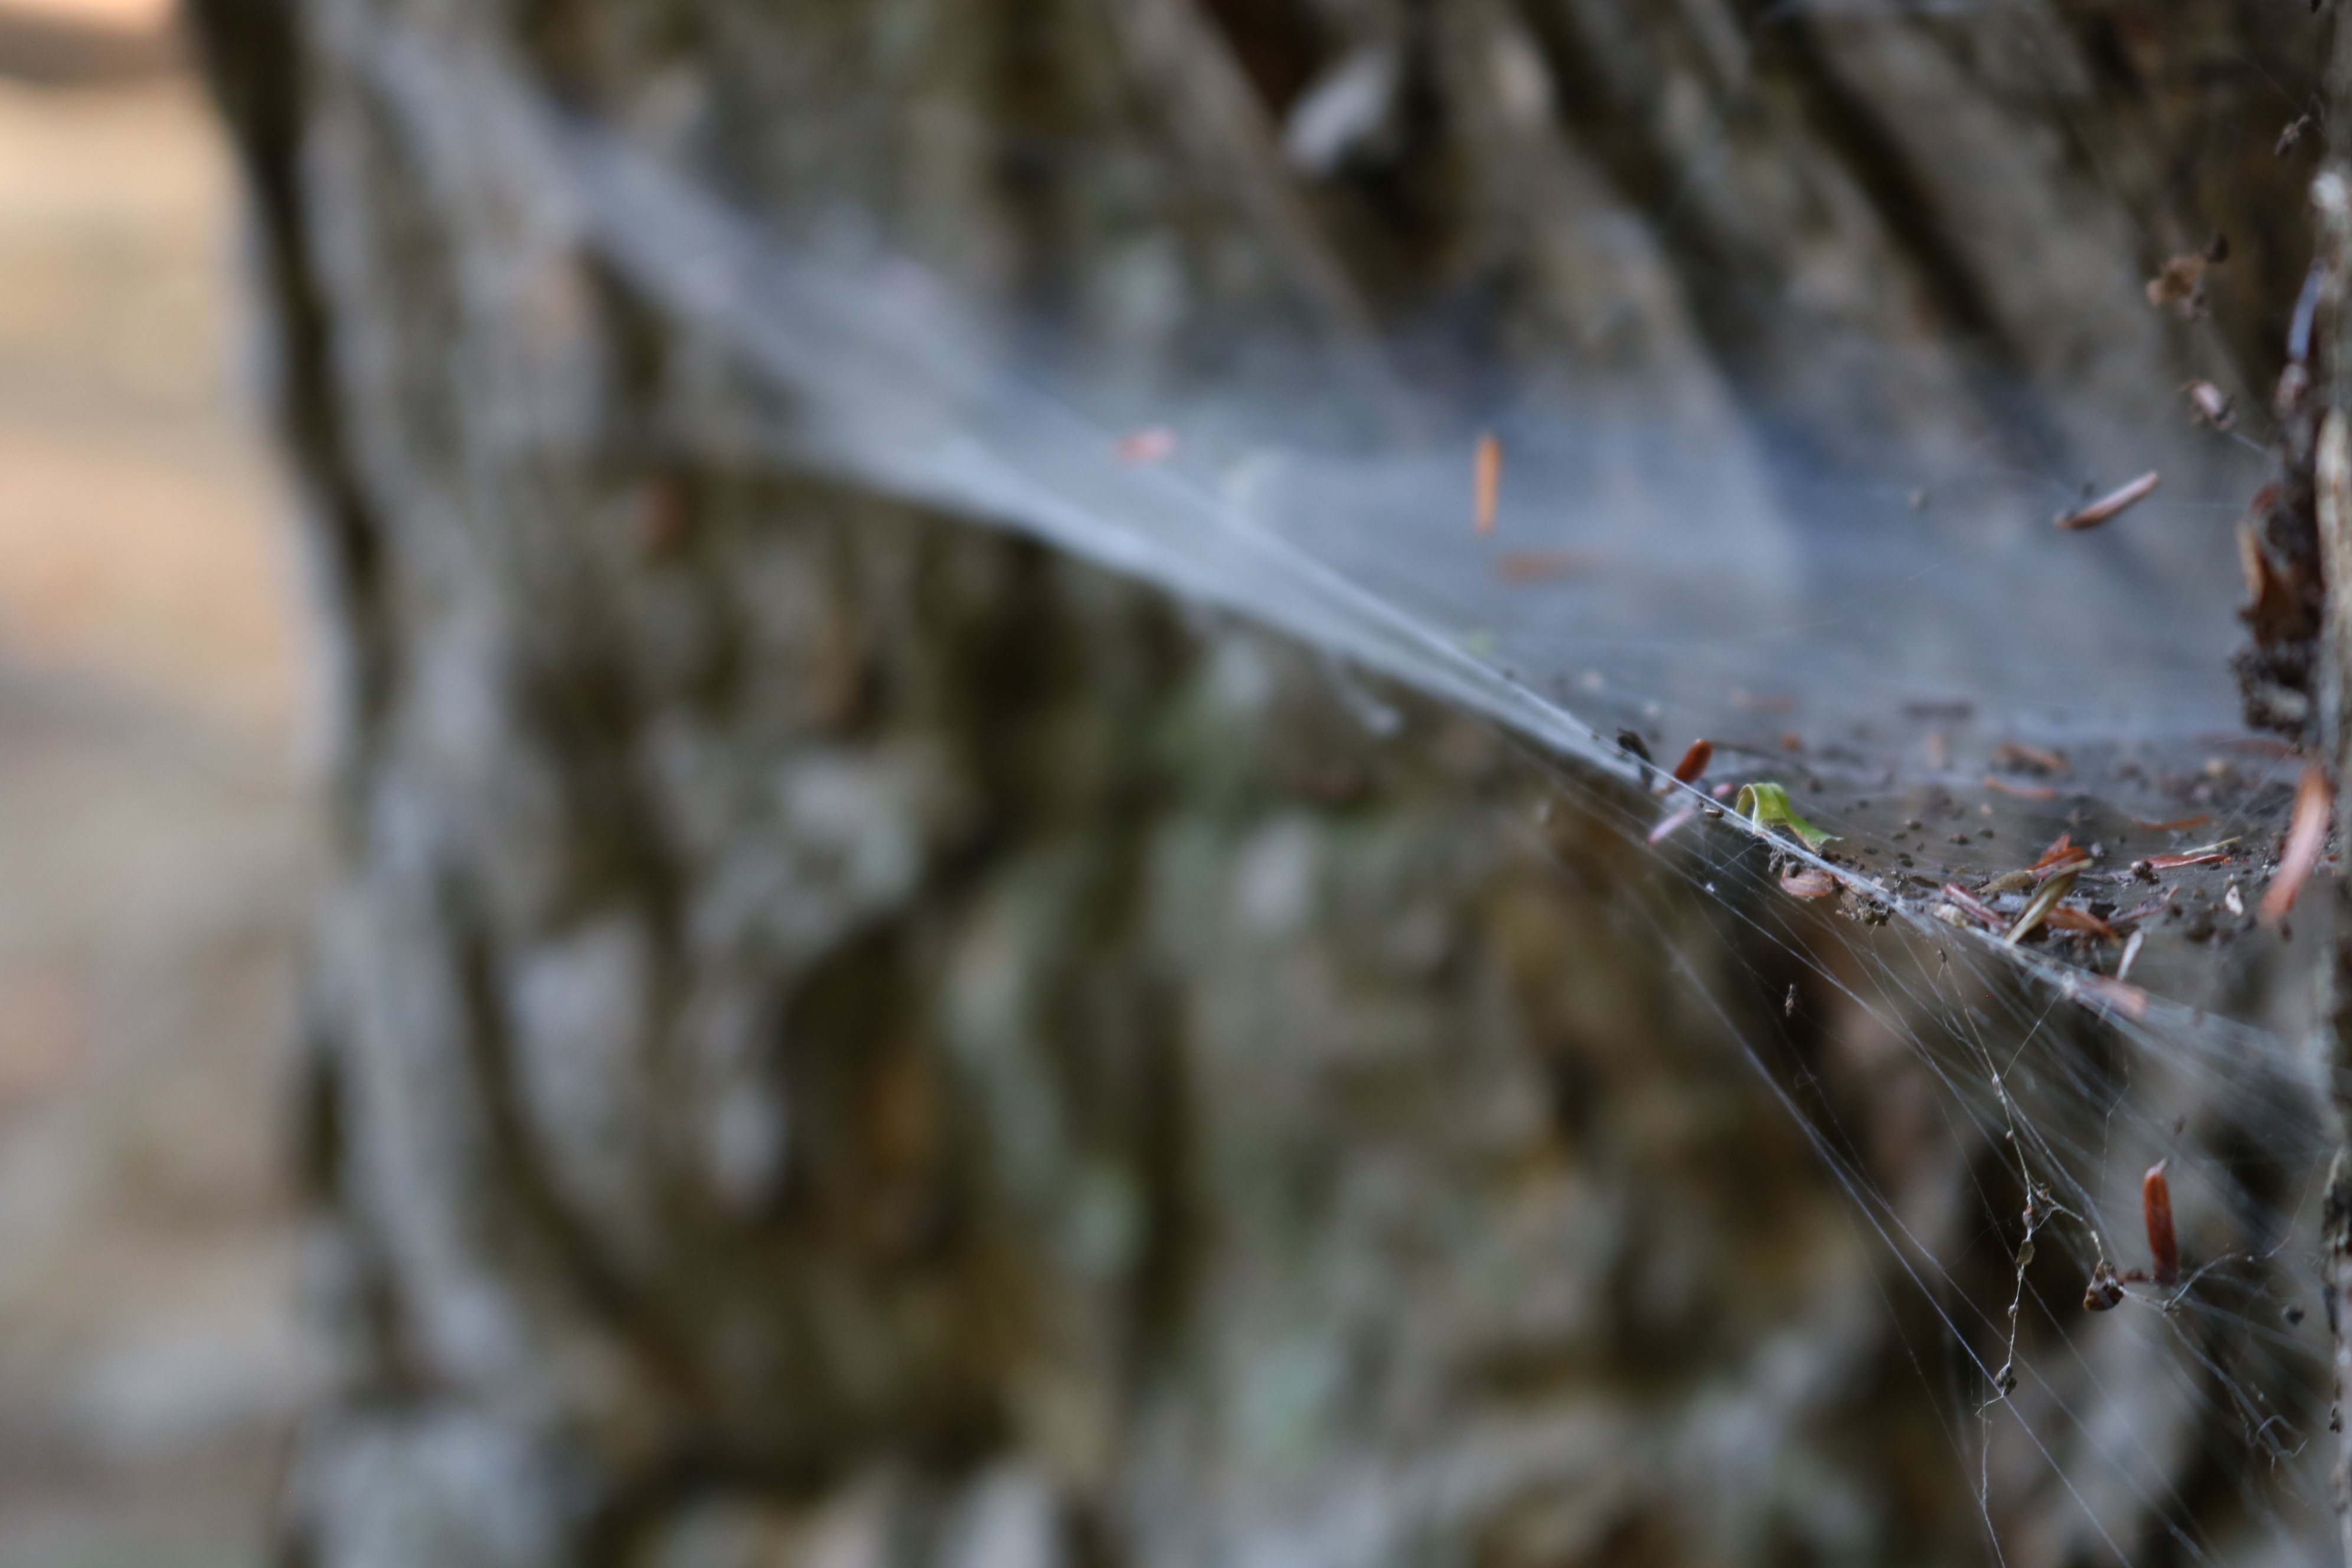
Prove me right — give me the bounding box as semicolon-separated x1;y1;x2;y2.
187;2;2333;1564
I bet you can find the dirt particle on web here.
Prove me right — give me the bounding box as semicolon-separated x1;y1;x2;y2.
1992;741;2067;775
2184;380;2235;431
2147;248;2214;318
1497;548;1599;583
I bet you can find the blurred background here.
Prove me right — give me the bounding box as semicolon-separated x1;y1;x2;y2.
0;2;2331;1563
0;0;312;1562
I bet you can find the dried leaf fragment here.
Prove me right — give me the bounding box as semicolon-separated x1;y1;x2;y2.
2005;868;2078;945
1779;868;1837;900
2054;472;2161;531
2031;854;2090;884
2044;906;2117;940
1982;835;2088;894
1671;739;1713;785
2147;252;2209;317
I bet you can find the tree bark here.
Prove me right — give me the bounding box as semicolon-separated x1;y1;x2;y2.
2312;21;2352;1560
187;2;2336;1564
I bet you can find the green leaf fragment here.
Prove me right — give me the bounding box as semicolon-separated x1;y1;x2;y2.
1734;782;1838;850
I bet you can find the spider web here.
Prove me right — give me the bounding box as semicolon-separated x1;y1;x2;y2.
307;5;2349;1559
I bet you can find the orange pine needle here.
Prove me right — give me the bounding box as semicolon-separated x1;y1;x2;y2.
2071;977;2149;1022
1937;883;2004;930
2043;907;2116;939
2029;832;2076;870
1646;804;1698;846
2054;471;2160;531
1497;548;1599;583
2131;813;2211;832
2145;849;2230;871
2259;762;2331;926
1474;433;1501;534
1992;741;2067;775
2143;1162;2179;1286
1117;426;1178;463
